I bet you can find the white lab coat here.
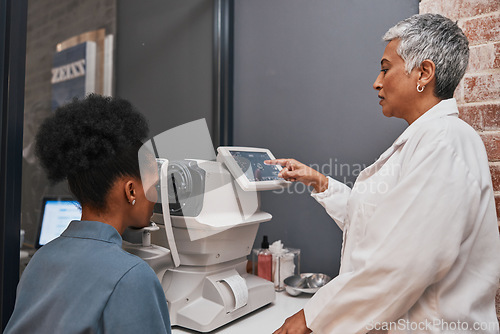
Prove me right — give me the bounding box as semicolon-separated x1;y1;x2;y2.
304;99;500;334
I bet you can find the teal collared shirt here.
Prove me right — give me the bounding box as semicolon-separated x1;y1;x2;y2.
5;221;171;334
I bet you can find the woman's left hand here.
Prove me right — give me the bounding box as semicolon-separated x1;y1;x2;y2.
273;310;312;334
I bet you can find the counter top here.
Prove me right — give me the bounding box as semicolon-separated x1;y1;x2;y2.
172;291;311;333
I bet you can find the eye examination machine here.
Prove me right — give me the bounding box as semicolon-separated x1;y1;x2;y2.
123;144;290;332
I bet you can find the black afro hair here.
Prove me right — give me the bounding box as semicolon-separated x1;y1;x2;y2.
35;94;149;210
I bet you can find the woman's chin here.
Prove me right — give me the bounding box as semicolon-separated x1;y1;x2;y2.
381;108;392;118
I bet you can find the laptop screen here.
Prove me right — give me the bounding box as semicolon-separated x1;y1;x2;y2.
36;198;81;248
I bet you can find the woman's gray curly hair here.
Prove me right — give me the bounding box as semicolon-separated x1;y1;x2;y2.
383;13;469;99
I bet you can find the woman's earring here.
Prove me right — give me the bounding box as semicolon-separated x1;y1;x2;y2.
131;200;136;206
417;84;425;93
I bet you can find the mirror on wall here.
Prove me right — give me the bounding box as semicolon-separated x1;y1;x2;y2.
21;0;231;251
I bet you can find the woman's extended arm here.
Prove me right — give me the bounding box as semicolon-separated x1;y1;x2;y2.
266;158;351;230
265;159;328;193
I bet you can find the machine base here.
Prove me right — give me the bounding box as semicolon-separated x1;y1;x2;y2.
163;258;275;332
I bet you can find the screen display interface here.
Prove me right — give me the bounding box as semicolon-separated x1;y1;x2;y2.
229;151;281;182
39;200;81;246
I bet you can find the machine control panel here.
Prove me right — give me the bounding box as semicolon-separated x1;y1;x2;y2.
217;147;291;191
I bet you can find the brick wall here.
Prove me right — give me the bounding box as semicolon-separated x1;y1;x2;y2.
419;0;500;323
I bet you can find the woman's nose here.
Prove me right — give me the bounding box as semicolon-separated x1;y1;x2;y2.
373;73;383;90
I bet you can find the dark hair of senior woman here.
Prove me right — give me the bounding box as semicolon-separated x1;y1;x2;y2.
271;14;500;334
5;95;172;334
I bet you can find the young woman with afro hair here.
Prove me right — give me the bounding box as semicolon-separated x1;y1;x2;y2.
5;94;171;334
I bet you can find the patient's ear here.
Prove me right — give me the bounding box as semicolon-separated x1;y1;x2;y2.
124;179;137;204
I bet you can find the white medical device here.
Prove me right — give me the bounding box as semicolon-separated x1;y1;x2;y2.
122;146;289;332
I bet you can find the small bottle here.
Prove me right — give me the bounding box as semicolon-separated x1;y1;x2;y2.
257;235;272;281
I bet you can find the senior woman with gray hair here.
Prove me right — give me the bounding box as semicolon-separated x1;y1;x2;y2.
270;13;500;334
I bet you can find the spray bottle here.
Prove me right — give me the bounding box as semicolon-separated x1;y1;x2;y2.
257;235;272;281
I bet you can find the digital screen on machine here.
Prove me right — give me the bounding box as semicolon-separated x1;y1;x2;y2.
229;151;281;182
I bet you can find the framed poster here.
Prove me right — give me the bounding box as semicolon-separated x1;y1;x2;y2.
50;29;114;111
50;41;96;111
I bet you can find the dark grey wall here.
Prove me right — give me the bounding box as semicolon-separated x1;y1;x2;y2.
234;0;419;277
115;0;215;140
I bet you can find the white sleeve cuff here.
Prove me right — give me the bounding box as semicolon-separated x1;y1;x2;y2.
310;177;351;230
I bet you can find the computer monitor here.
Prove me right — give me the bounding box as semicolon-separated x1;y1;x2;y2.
36;197;81;248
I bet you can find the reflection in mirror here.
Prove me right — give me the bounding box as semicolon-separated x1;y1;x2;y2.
21;1;233;257
22;0;116;249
